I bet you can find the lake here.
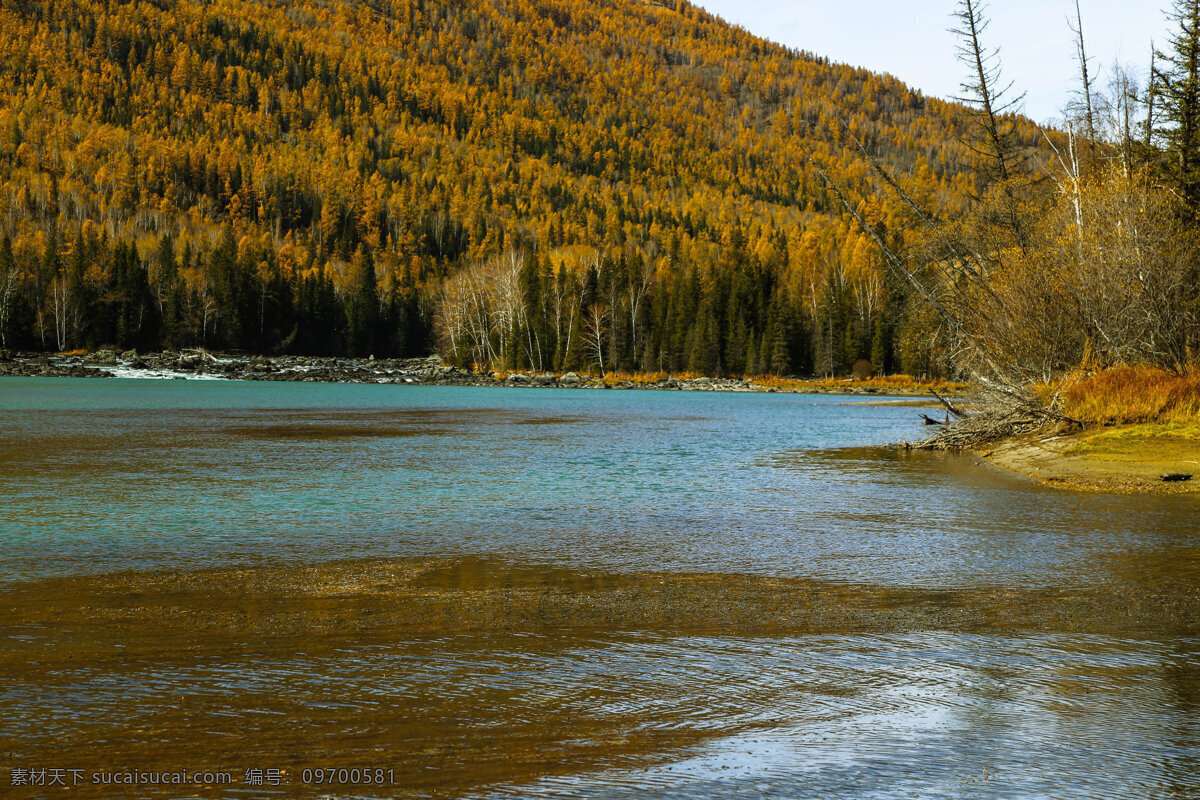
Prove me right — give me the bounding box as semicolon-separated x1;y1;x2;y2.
1;378;1197;798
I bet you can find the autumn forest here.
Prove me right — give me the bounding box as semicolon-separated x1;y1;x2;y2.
0;0;1194;382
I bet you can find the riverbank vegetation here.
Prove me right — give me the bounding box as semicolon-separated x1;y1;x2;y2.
484;367;967;395
845;0;1200;460
1055;368;1200;426
975;368;1200;491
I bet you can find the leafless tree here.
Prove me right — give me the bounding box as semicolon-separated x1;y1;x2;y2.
951;0;1026;184
0;267;17;351
1069;0;1099;148
583;303;609;373
626;257;653;360
51;274;69;352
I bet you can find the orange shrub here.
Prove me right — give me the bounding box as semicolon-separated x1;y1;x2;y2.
1060;367;1200;424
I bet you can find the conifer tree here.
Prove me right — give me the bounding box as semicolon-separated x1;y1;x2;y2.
1155;0;1200;218
688;300;718;375
208;227;244;349
346;248;380;357
67;227;90;349
151;235;178;347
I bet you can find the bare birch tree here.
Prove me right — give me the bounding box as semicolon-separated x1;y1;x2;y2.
0;266;16;351
583;303;609;373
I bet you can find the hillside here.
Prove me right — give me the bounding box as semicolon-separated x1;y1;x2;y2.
0;0;1043;375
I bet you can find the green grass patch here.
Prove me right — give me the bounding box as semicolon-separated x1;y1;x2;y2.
1065;422;1200;461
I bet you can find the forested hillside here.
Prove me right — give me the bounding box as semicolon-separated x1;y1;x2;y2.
0;0;1044;375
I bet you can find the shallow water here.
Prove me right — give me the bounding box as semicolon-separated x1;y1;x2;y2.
1;378;1197;798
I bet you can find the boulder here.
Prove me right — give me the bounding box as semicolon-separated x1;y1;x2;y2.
86;350;119;366
559;372;582;385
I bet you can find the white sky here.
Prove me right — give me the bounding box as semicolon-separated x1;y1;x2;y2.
695;1;1174;125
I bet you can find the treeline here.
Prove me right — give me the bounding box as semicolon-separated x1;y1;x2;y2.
435;228;939;377
1;215;938;379
0;224;429;357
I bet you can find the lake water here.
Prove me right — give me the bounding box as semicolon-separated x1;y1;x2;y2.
1;378;1197;798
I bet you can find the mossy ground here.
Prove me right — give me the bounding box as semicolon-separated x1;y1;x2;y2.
983;422;1200;493
1065;421;1200;459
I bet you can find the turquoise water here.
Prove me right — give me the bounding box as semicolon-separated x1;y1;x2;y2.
1;377;1196;588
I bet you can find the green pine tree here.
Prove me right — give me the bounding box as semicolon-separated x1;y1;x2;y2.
1155;0;1200;218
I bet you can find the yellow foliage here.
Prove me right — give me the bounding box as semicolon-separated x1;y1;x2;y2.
1056;367;1200;425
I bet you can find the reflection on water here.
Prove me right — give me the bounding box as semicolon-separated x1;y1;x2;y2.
492;635;1200;800
1;378;1198;797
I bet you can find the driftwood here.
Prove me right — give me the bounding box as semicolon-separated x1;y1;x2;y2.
930;389;968;419
182;348;219;362
911;386;1081;450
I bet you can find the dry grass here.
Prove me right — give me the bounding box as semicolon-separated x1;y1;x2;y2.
489;369;690;385
59;349;89;357
599;370;684;385
595;371;969;393
486;366;969;395
919;366;1200;455
806;374;970;395
1057;367;1200;425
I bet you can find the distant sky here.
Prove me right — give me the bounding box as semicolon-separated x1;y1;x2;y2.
695;1;1174;125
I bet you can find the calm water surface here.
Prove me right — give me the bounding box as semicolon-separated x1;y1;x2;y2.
0;377;1197;798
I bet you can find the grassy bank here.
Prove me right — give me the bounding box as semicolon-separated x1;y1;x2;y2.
982;368;1200;493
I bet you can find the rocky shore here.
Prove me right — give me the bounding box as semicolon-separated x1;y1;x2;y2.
0;349;908;395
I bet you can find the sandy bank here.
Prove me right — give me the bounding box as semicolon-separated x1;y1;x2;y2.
979;423;1200;494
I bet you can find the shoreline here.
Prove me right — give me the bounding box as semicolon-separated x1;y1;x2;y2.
0;349;950;397
976;426;1200;495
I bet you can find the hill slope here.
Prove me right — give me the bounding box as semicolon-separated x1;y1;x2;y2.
0;0;1041;374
